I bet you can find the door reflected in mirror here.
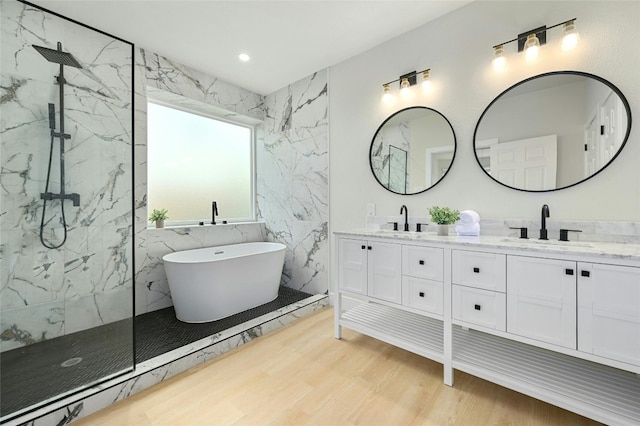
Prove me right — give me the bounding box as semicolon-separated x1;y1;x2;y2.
474;71;631;192
370;106;456;195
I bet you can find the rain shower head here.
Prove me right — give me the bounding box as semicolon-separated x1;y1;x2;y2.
32;44;82;68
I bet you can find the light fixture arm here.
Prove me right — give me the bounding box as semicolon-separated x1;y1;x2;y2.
491;18;577;50
382;68;431;89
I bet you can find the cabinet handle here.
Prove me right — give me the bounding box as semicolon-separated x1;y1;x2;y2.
581;270;590;277
361;245;366;250
419;260;425;265
565;269;574;275
474;304;481;311
367;246;372;250
419;292;425;298
473;267;480;273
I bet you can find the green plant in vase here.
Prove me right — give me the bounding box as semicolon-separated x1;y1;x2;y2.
428;206;460;236
149;208;169;228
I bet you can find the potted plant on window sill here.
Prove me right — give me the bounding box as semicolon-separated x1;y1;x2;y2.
149;208;169;229
429;206;460;236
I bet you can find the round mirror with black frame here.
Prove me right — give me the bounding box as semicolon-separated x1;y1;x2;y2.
473;71;632;192
370;106;457;195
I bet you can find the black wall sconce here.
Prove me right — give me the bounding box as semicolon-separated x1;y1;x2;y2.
492;18;579;71
382;69;431;98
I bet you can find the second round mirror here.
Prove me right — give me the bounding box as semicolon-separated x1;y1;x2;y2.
474;71;631;192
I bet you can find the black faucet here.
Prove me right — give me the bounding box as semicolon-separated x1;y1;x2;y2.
211;201;218;225
539;204;550;240
400;205;409;231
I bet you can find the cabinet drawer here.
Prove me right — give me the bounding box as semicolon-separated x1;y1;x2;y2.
402;276;443;316
452;285;506;331
452;250;506;292
402;245;444;281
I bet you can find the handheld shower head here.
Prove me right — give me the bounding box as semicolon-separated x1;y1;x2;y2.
32;44;82;68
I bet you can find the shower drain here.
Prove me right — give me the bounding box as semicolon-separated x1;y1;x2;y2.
60;357;83;368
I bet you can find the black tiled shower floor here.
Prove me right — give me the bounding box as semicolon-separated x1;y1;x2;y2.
0;286;311;419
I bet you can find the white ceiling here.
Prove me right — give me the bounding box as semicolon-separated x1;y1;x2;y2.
30;0;471;95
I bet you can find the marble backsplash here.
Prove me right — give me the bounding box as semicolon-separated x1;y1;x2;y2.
0;1;133;352
365;215;640;245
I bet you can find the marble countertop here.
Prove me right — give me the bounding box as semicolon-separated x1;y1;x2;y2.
334;229;640;262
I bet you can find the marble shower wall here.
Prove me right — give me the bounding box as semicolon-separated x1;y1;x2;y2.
258;71;329;296
0;1;133;351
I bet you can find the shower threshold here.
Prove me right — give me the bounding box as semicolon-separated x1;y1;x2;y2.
1;286;314;421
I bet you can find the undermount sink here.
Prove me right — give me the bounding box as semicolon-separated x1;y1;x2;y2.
503;238;593;248
373;229;420;236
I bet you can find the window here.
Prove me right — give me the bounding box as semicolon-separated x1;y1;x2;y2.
147;101;254;224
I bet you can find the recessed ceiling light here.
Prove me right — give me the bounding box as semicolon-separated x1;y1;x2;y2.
238;53;250;62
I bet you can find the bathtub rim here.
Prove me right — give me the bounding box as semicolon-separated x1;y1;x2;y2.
162;241;287;264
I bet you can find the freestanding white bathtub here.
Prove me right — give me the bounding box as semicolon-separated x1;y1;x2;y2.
162;242;286;323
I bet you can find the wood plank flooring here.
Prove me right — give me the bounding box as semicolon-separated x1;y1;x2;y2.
75;308;601;425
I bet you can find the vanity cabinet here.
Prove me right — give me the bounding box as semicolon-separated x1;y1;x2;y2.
335;232;640;425
337;238;401;303
335;236;444;364
506;255;577;349
578;262;640;367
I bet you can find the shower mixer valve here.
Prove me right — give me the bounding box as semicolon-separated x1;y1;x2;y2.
40;192;80;207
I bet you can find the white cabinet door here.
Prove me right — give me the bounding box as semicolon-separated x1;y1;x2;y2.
368;242;402;304
507;256;577;349
578;262;640;367
338;238;368;295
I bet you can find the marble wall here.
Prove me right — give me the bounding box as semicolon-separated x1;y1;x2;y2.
132;48;270;314
0;1;133;352
133;51;329;313
1;0;331;354
258;71;329;296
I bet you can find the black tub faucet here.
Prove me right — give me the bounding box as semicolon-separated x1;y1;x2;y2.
400;205;409;231
211;201;218;225
539;204;550;240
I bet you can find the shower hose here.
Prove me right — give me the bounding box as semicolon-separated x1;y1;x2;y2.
39;129;68;249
